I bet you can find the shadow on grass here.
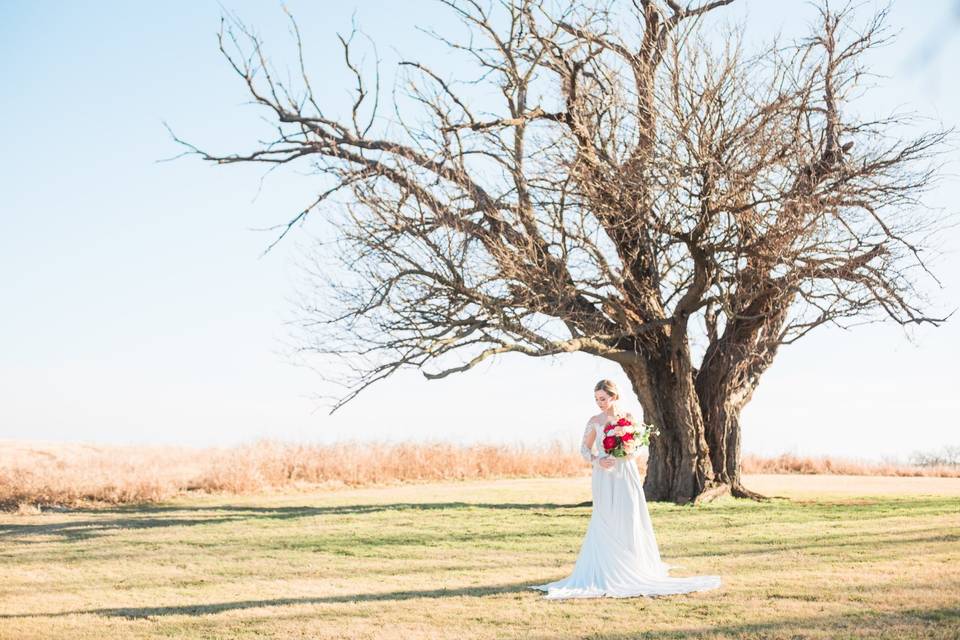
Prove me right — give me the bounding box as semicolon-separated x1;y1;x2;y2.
3;496;955;548
86;501;592;515
0;581;540;619
0;515;252;542
540;606;960;640
3;590;957;639
0;502;589;542
677;526;960;558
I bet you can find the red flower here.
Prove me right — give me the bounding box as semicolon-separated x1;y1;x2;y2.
603;424;615;433
602;435;617;450
621;432;634;442
616;417;629;426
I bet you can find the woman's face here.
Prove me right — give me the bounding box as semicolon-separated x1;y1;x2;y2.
595;390;616;412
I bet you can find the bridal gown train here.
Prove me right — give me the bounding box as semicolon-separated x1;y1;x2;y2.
530;413;721;599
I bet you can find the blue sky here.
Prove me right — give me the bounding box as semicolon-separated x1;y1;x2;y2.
1;1;958;461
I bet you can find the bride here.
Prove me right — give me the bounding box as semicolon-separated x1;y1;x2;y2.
530;379;721;599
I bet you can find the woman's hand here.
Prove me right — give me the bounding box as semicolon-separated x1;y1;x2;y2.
598;456;616;470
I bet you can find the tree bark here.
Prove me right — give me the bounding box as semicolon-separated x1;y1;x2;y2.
696;294;793;500
698;384;765;499
621;337;722;503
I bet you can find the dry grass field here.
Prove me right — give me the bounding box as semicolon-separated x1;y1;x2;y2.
0;473;958;639
2;439;957;512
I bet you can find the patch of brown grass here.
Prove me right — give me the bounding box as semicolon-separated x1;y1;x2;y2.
1;439;956;511
193;439;585;493
0;439;585;511
0;441;206;511
741;452;960;478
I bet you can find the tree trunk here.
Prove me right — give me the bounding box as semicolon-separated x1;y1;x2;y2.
621;343;723;504
696;293;793;500
698;385;765;499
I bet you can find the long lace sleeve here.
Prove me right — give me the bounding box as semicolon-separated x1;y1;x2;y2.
579;419;597;463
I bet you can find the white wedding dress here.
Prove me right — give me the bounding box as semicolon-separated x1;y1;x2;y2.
530;412;721;599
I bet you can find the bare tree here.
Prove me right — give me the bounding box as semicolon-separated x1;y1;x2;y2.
170;0;954;503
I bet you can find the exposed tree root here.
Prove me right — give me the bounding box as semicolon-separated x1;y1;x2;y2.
690;482;731;505
731;482;770;501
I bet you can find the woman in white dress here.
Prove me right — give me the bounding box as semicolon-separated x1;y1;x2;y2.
530;379;721;599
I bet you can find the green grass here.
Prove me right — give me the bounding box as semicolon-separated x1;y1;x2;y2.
0;477;958;639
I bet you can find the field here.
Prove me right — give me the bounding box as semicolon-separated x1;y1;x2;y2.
1;474;958;639
2;439;957;512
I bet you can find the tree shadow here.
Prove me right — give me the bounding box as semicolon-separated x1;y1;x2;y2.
678;526;960;558
0;514;251;542
538;606;960;639
0;580;541;619
87;501;591;515
5;588;956;638
4;496;953;550
0;501;590;542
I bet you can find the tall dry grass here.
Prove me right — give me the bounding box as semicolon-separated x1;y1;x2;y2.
1;439;957;511
740;451;960;477
193;439;584;493
0;442;206;511
0;439;584;511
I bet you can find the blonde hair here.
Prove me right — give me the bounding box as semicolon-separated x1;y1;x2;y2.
594;379;619;399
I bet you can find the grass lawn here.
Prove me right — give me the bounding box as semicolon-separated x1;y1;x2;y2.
0;475;958;639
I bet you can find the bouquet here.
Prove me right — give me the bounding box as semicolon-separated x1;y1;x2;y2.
601;416;659;458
